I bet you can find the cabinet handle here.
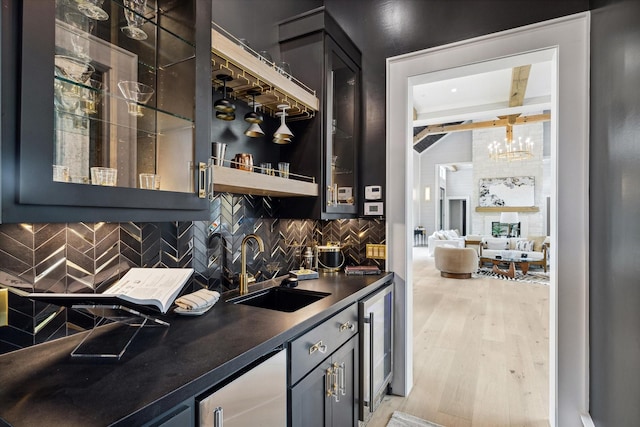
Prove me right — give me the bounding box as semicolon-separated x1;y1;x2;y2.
325;366;334;398
309;340;327;355
198;162;207;198
213;406;223;427
207;159;214;201
332;362;341;403
339;321;355;332
338;362;346;396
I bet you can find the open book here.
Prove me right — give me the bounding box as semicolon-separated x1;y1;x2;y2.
28;268;194;314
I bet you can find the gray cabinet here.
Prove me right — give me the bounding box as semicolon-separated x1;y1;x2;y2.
279;7;361;220
289;302;360;427
290;336;358;427
1;0;212;223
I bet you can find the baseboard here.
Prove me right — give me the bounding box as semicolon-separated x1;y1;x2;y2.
581;413;595;427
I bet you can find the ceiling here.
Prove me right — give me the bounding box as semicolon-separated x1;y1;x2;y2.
411;55;553;153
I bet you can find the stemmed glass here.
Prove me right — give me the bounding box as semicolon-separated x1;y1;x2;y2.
121;0;148;41
118;81;154;116
64;12;96;60
76;0;109;21
80;79;106;115
273;104;293;144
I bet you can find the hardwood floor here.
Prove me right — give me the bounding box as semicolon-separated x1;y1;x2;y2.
366;247;549;427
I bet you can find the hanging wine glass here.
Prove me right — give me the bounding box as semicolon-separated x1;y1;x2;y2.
77;0;109;21
121;0;148;41
118;80;154;117
273;104;293;144
214;74;236;120
244;89;264;137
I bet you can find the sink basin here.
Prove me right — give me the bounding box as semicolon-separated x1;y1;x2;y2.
229;286;330;312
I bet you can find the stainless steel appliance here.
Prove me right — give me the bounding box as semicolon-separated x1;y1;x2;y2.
197;348;286;426
359;282;394;423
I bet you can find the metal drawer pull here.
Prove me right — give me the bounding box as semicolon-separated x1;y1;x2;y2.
338;362;346;396
326;366;334;398
213;406;223;427
309;340;327;355
339;321;355;332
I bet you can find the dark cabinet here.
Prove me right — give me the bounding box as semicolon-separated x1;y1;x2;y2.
290;336;359;427
0;0;212;223
279;7;361;219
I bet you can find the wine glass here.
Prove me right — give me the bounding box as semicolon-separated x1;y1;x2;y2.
80;79;106;115
64;12;96;60
76;0;109;21
55;55;95;83
118;81;154;116
121;0;148;41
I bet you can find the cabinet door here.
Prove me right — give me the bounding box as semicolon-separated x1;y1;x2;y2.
290;336;359;427
324;37;360;216
330;336;359;427
11;0;211;222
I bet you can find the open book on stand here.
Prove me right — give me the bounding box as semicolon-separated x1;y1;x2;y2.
28;268;194;314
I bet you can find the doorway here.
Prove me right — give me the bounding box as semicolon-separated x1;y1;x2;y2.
446;197;468;235
386;13;590;427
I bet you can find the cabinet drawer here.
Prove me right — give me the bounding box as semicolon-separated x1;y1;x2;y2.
290;302;358;385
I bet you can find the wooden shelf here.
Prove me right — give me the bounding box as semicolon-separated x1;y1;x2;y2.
213;166;318;197
211;24;319;119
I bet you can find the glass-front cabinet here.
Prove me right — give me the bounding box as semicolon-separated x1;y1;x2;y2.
325;38;359;216
7;0;211;222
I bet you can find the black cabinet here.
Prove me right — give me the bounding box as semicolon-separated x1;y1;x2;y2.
290;336;359;427
0;0;212;223
279;7;361;219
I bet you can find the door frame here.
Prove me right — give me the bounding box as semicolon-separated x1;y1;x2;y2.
445;196;469;235
386;13;590;427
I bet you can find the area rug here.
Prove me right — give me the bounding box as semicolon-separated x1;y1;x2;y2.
386;411;443;427
475;267;550;285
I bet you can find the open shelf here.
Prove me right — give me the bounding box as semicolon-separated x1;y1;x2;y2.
212;165;318;197
211;23;319;120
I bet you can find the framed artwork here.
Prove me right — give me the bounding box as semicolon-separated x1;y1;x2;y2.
479;176;535;207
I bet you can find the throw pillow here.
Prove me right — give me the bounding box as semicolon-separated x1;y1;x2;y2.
528;235;547;251
485;239;510;250
515;240;535;252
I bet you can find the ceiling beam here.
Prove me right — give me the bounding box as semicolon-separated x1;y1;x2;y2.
412;112;550;144
506;65;531;124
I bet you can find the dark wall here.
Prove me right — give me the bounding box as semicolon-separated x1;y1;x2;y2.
589;0;640;425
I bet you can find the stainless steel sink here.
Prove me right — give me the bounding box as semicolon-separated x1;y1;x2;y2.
229;287;330;312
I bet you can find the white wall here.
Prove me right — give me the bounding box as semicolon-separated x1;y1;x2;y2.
418;132;472;231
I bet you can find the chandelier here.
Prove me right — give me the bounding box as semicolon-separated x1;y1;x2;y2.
487;124;534;161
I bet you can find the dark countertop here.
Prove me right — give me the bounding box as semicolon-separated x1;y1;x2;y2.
0;272;393;426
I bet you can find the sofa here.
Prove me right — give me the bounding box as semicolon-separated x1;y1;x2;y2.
434;246;478;279
427;229;465;256
479;236;550;272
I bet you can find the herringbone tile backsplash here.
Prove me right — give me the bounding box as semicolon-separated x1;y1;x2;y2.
0;195;385;354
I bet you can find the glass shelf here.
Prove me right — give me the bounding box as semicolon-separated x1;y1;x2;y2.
52;0;197;193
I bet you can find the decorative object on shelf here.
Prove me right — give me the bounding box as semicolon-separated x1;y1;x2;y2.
487;124;534;161
90;167;117;186
259;50;273;65
211;142;227;166
277;61;292;79
64;11;96;60
53;165;70;183
121;0;148;41
232;153;253;171
244;89;265;137
77;0;109;21
139;173;161;190
54;55;95;83
118;80;154;117
498;212;521;237
214;74;236;120
260;162;273;175
273;104;293;144
80;78;105;115
278;162;290;179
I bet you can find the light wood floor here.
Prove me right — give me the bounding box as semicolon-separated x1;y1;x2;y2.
367;247;549;427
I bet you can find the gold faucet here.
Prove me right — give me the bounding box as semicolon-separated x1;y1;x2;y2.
240;234;265;295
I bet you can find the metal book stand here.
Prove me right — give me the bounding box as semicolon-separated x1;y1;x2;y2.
70;304;169;361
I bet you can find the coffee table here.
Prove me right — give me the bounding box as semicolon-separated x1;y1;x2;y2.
487;255;531;278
